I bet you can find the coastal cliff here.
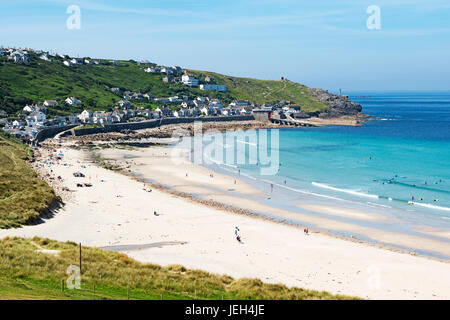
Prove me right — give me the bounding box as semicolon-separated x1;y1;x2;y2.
307;88;363;118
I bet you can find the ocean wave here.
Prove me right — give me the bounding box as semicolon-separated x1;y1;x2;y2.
312;182;379;200
367;202;392;208
412;202;450;212
262;180;351;202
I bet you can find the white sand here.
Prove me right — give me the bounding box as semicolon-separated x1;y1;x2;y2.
2;145;450;300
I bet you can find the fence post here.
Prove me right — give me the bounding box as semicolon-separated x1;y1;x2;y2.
79;243;82;274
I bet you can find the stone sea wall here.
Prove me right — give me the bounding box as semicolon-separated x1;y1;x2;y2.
72;116;254;137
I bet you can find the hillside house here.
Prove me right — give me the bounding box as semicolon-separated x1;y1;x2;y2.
26;111;46;127
43;100;59;107
199;84;227;92
70;58;83;65
116;100;131;108
23;105;35;113
229;100;250;108
40;54;51;62
78;110;93;124
65;97;81;105
163;76;174;83
181;74;199;87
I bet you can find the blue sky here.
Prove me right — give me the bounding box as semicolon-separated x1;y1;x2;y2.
1;0;449;92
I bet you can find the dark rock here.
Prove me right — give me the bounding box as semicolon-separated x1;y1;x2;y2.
308;88;362;117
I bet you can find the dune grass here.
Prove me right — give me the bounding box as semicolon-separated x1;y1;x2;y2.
0;133;56;228
0;237;359;300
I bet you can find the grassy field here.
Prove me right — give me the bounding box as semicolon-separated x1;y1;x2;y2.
0;237;358;300
0;52;328;118
0;132;56;228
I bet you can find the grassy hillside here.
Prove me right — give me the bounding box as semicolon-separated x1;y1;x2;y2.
0;132;56;228
0;52;328;118
0;237;358;300
189;70;328;113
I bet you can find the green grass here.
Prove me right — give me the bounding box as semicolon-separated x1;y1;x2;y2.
0;237;359;300
188;70;328;113
74;124;104;130
0;52;328;117
0;133;56;228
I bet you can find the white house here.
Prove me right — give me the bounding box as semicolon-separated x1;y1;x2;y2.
40;54;51;62
168;96;180;103
9;51;30;64
65;97;81;105
200;107;209;115
144;67;159;73
43;100;59;107
78;110;93;123
181;74;199;87
23;105;35;113
63;60;72;67
92;112;113;125
70;58;83;65
26;111;46;127
199;84;227;92
229;100;250;107
116;100;131;108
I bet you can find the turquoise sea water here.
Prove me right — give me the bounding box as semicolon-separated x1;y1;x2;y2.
200;92;450;233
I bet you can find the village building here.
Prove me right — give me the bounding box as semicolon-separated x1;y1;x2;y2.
199;84;227;92
116;100;131;108
78;110;94;124
181;74;199;87
43;100;59;107
23;105;35;113
163;76;174;83
65;97;81;105
25;111;46;127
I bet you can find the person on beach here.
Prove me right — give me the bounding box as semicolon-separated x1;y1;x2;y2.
154;211;158;216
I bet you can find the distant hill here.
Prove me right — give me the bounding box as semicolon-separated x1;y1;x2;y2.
0;50;332;118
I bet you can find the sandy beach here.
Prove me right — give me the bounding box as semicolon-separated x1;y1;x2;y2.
2;141;450;300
